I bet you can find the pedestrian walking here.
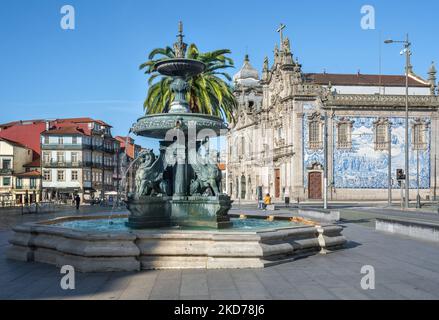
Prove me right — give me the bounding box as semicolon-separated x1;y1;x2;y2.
74;194;81;210
263;193;271;211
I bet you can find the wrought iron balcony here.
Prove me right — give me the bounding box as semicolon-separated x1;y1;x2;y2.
41;144;86;150
0;168;13;175
42;161;83;168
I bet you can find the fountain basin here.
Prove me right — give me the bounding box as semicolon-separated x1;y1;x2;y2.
6;214;346;272
155;58;206;77
132;113;228;139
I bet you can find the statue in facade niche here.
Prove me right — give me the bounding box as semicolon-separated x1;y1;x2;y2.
134;149;168;198
189;139;222;196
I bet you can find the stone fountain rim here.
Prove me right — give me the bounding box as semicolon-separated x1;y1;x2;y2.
154;58;206;73
136;112;228;123
12;213;333;238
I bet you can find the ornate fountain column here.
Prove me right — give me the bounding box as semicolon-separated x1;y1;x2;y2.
127;22;232;229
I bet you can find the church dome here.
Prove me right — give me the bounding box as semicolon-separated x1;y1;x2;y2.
233;55;260;87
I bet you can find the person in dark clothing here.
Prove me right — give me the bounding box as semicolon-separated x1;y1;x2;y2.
74;195;81;210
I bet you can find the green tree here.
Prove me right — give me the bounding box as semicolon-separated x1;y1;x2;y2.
140;44;237;122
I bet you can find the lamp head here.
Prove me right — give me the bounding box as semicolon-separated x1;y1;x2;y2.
384;39;394;44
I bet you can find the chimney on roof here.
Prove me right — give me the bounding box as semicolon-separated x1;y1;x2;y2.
357;69;361;76
45;120;50;131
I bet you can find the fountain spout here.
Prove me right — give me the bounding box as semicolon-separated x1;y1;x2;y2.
153;22;206;114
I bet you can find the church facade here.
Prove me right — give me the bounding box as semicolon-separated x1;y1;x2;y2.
226;32;439;202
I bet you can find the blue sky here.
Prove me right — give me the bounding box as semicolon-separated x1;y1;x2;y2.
0;0;438;144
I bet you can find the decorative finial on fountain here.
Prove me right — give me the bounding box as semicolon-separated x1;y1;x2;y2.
174;21;187;58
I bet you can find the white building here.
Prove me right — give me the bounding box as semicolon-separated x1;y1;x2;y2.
0;137;41;205
227;33;439;202
41;118;120;202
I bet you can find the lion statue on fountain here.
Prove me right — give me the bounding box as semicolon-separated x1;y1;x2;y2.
189;138;222;196
132;149;168;199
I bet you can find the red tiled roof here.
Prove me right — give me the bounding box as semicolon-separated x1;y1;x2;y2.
56;117;112;128
304;73;430;87
15;170;41;178
115;136;138;159
0;137;28;148
0;117;113;158
0;122;46;158
42;126;87;135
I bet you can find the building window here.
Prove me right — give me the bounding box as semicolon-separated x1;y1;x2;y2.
58;137;64;145
43;136;49;144
337;118;354;149
373;118;389;151
43;170;51;181
30;178;36;189
3;177;11;186
2;159;11;169
412;120;428;150
16;178;23;188
57;170;65;182
43;152;51;164
71;171;78;181
72;136;78;144
57;152;65;164
308;113;322;149
71;152;78;164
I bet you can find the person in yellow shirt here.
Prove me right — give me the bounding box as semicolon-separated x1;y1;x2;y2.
263;193;271;210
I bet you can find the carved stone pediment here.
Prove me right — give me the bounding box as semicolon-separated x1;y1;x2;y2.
307;162;323;171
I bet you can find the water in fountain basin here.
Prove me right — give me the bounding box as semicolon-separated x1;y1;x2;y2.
57;217;301;232
107;133;145;225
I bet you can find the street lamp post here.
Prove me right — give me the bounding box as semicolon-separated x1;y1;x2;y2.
416;148;421;208
385;34;411;209
323;111;328;210
101;132;105;202
388;122;392;206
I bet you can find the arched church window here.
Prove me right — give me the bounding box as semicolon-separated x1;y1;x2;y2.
248;100;254;111
337;118;354;149
373;118;390;151
240;136;245;156
412;119;428;150
308;114;322;149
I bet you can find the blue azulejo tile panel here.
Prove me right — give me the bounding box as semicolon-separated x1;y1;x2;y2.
302;110;431;189
333;116;430;189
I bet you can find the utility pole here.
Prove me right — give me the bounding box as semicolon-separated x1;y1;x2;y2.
116;145;120;207
404;33;410;209
416;148;421;208
388;122;392;206
434;154;437;201
101;132;105;202
384;34;412;209
323;111;328;210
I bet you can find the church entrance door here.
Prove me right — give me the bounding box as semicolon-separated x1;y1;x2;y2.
308;172;322;199
274;169;280;198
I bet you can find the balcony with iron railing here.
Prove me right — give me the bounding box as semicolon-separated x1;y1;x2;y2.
15;185;38;190
41;143;90;150
42;161;83;168
0;168;13;175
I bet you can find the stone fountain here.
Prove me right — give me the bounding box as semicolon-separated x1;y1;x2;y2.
126;23;232;229
5;24;346;272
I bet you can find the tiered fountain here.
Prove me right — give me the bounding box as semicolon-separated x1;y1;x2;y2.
6;25;346;272
126;23;232;229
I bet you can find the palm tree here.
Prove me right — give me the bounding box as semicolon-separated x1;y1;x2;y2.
139;44;237;122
